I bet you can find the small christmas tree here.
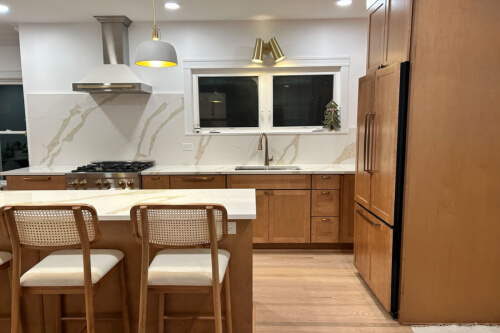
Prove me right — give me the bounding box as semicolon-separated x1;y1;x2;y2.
324;100;340;131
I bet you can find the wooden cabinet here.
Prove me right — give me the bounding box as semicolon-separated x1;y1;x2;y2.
6;176;66;190
354;204;392;312
170;175;226;189
311;175;340;189
141;175;170;189
311;217;340;243
252;190;270;243
340;175;356;243
311;190;340;216
269;190;311;243
227;175;311;190
366;0;412;74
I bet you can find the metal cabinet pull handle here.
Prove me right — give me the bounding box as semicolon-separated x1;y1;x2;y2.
363;113;370;172
321;191;330;195
23;177;51;181
181;176;215;182
368;113;376;174
151;176;161;180
321;218;331;222
321;176;331;179
356;210;380;227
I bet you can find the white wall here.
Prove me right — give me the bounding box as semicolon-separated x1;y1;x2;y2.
0;46;22;80
17;19;367;166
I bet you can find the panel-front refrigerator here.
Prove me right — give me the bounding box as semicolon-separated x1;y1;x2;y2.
353;61;410;318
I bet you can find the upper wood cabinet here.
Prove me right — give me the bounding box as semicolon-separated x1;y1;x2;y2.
269;190;311;243
6;176;66;190
366;0;412;74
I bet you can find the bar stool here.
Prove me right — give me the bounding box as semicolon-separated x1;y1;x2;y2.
0;204;130;333
130;204;233;333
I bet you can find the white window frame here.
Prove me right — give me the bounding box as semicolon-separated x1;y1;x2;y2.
183;58;350;135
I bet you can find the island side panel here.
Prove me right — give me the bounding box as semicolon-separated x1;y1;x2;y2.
40;219;253;333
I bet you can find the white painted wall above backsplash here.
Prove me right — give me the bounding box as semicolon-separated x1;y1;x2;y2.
17;19;366;166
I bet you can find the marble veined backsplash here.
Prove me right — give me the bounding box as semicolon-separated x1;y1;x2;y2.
26;94;356;167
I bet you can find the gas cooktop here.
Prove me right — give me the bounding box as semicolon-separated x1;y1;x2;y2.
71;161;155;173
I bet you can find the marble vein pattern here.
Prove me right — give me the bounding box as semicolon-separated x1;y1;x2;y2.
27;93;357;166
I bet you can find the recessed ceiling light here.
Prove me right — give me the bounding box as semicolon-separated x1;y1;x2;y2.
164;2;180;10
0;4;10;13
337;0;352;6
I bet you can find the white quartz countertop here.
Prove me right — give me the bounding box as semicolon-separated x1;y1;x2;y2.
0;166;74;176
141;164;355;175
0;164;355;176
0;189;256;221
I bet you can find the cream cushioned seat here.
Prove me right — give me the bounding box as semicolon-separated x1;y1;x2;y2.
148;248;230;286
20;249;124;287
0;251;12;266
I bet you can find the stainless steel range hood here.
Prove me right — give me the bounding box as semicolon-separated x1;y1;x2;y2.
72;16;152;94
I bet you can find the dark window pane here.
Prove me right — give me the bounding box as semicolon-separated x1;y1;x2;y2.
1;134;29;180
198;77;259;128
0;85;26;131
273;75;334;127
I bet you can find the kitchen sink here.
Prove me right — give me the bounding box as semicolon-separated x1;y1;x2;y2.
234;166;301;171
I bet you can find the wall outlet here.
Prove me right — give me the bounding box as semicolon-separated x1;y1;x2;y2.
182;143;194;151
228;222;236;235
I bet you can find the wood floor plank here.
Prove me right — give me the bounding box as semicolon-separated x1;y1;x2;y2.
253;250;412;333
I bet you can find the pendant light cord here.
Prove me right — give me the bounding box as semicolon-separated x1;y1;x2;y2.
152;0;160;40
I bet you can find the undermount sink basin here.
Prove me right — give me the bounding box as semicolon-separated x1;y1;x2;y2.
234;166;301;171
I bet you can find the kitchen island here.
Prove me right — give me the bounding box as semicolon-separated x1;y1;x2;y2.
0;189;256;333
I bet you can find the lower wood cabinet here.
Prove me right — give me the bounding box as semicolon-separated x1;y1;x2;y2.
141;175;170;189
269;190;311;243
6;176;66;190
311;217;340;243
252;190;270;243
340;175;356;243
170;175;226;189
354;203;393;311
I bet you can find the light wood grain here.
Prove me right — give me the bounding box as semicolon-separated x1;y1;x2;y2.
253;250;411;332
311;175;340;190
340;175;356;243
384;0;412;65
141;176;170;189
169;175;226;189
227;175;311;190
6;176;66;190
367;0;386;74
252;191;269;243
269;190;311;243
399;0;500;324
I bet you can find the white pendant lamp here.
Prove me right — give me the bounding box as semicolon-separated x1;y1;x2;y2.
135;0;178;68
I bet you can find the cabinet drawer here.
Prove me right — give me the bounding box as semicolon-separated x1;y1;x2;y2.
6;176;66;190
311;190;340;216
312;175;340;189
311;217;340;243
227;175;311;190
170;175;226;189
141;175;170;189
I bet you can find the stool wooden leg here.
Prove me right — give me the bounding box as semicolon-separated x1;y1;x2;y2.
55;295;62;333
10;275;21;333
212;282;223;333
83;286;95;333
158;293;165;333
224;267;233;333
118;261;131;333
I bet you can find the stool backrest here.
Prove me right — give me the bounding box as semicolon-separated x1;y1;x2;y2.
130;204;228;248
0;205;100;250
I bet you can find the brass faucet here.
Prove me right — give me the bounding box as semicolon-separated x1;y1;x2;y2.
258;133;274;166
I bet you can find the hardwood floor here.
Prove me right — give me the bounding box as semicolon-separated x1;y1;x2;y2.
253;250;412;332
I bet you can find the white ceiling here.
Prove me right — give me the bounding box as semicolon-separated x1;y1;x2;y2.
0;0;367;24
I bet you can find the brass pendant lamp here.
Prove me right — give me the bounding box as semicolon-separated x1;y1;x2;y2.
252;37;285;63
135;0;178;68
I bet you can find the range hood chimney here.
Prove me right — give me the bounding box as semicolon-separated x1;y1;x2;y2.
72;16;152;94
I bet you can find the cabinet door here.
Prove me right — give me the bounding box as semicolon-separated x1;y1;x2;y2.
370;63;401;225
370;218;393;312
252;190;269;243
340;175;356;243
6;176;66;190
269;190;311;243
311;217;340;243
367;0;386;73
311;190;340;217
354;205;371;280
384;0;412;65
355;75;374;208
170;175;226;189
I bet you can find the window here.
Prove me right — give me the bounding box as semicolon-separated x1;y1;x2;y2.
0;85;29;180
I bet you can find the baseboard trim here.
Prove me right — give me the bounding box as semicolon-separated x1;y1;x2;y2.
253;243;354;250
